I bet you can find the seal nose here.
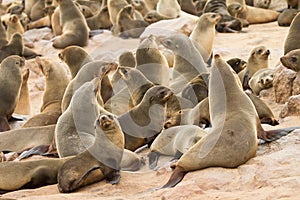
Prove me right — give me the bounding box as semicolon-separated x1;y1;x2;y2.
266;50;270;55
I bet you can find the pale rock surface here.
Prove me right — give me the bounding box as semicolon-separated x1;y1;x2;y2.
280;95;300;117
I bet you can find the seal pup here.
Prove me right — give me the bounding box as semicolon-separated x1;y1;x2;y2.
86;6;112;30
58;45;93;79
107;0;130;25
189;13;221;62
149;125;207;169
156;0;181;18
117;85;174;151
179;0;204;16
116;4;149;39
136;35;170;86
6;14;24;40
160;33;208;93
284;13;300;54
143;10;173;24
22;57;70;128
159;54;297;188
0;56;24;132
52;0;89;49
57;114;124;193
249;68;274;95
14;68;31;115
280;48;300;72
238;46;270;90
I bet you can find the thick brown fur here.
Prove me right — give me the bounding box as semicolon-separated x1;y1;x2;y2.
284;12;300;54
281;48;300;72
14;68;31;115
52;0;89;49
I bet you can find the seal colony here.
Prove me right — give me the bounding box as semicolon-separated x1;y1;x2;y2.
0;0;299;197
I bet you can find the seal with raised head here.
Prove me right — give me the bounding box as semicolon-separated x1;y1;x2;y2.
0;33;23;63
189;13;221;62
136;34;170;86
57;114;124;193
14;68;31;115
284;12;300;54
0;55;24;132
281;48;300;72
159;54;297;188
226;57;247;73
117;85;174;151
52;0;89;49
160;33;208;93
22;57;70;128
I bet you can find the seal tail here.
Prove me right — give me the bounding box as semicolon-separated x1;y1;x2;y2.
159;166;187;189
259;126;300;142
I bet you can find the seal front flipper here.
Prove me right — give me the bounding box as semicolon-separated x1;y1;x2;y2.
17;145;53;160
105;169;121;185
148;151;160;170
159;166;187;189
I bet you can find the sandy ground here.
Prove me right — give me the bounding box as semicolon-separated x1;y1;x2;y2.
1;0;300;199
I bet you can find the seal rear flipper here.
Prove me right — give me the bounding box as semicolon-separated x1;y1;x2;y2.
17;145;50;160
105;169;121;185
258;126;300;142
148;151;160;170
159;166;187;189
0;116;10;132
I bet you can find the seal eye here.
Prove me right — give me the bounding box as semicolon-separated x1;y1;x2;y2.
211;14;216;18
291;56;297;62
147;15;153;19
15;61;20;65
257;49;262;54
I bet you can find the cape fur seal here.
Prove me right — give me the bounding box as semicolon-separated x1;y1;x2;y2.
52;0;89;49
159;54;298;188
57;114;124;193
0;56;24;132
14;68;31;115
117;85;174;151
281;48;300;72
136;35;170;86
284;13;300;54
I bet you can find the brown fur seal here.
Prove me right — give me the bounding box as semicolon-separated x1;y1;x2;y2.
86;6;112;30
0;33;23;63
0;21;7;47
6;14;24;40
107;0;130;25
226;57;247;73
52;0;89;49
117;85;174;151
284;12;300;54
238;46;270;89
117;66;154;106
14;68;31;115
189;13;221;62
116;5;149;39
149;125;207;169
227;3;250;27
253;0;271;9
57;78;143;171
203;0;242;33
180;73;209;105
245;92;279;126
136;35;170;86
0;56;24;132
228;0;280;24
249;68;274;95
278;9;298;27
156;0;181;18
159;54;298;189
178;0;204;16
132;0;151;16
281;49;300;72
57;114;124;193
160;34;208;93
0;125;55;153
58;45;93;79
0;157;72;193
118;50;136;68
143;10;172;24
22;57;70;128
61;60;113;112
